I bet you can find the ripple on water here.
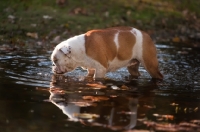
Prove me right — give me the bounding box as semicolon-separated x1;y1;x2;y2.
0;44;200;131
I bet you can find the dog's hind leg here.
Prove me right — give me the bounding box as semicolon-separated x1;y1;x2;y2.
127;59;140;78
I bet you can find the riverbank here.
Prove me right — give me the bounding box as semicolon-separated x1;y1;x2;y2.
0;0;200;50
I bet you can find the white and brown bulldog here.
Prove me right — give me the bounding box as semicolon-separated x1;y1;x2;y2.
51;27;163;80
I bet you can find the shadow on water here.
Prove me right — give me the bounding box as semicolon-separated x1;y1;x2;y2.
0;44;200;132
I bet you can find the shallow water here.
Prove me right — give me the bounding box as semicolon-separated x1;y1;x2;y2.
0;44;200;132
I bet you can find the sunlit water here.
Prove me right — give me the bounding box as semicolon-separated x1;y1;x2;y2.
0;44;199;132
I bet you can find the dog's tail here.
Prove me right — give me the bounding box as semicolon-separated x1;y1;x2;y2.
141;32;163;80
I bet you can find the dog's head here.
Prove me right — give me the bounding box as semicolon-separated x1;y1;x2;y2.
51;42;75;74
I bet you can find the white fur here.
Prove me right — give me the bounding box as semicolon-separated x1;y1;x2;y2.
131;28;143;61
66;34;86;61
114;32;119;49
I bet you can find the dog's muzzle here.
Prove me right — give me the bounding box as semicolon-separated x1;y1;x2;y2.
52;65;65;74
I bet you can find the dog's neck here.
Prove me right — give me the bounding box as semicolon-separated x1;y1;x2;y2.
67;34;88;67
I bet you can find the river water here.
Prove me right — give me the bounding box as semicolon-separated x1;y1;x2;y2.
0;44;199;132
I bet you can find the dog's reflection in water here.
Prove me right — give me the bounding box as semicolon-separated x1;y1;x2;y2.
49;75;138;130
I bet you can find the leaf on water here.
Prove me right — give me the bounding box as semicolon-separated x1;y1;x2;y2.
184;108;187;113
35;87;49;91
73;101;97;107
194;107;198;112
175;106;179;113
111;85;119;90
170;102;179;106
86;83;107;88
121;85;129;90
50;88;71;94
117;111;136;115
143;105;156;108
110;95;117;98
153;114;159;117
73;113;100;119
153;114;174;120
70;101;96;107
26;32;38;39
82;96;109;102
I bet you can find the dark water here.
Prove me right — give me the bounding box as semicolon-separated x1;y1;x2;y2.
0;44;200;132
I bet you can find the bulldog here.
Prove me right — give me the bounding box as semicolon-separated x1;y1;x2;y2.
51;27;163;80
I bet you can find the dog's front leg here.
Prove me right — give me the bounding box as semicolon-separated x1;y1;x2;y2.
87;68;96;78
94;68;106;78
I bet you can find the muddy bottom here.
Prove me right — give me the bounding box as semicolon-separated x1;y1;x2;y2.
0;44;200;132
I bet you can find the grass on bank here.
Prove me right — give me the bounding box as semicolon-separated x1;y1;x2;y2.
0;0;199;42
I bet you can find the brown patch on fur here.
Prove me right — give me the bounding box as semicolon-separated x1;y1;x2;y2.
85;27;137;68
117;31;136;60
142;31;163;79
85;29;117;68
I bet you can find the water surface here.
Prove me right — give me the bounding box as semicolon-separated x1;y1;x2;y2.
0;44;200;132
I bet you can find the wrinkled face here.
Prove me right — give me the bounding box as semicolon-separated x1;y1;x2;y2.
51;46;74;74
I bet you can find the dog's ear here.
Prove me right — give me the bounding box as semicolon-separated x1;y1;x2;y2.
59;46;71;55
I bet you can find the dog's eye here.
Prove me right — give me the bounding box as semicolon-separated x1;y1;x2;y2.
53;59;58;63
